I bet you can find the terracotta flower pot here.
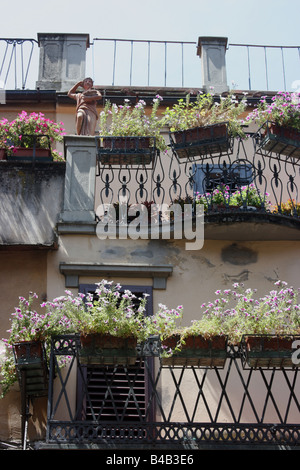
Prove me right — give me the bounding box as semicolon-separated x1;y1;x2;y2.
7;148;53;162
161;334;227;368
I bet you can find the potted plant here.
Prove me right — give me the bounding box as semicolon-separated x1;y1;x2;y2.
230;183;271;211
67;280;150;365
3;111;65;161
248;91;300;158
195;183;271;213
163;91;248;160
272;198;300;217
146;301;227;367
97;95;167;166
199;281;300;368
0;291;76;397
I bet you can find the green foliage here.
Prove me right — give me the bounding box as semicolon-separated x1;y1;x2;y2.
99;96;167;152
69;280;149;342
197;281;300;345
162;91;248;138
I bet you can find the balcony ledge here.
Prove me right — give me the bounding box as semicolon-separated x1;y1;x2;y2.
57;211;300;241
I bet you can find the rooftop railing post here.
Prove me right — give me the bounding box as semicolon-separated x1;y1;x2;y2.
36;33;90;92
197;36;229;93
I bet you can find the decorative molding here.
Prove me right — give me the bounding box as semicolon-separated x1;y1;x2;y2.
59;262;173;289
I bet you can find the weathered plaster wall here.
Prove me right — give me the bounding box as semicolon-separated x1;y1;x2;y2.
0;162;65;247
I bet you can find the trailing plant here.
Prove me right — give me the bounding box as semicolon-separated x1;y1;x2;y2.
143;303;184;357
246;91;300;131
195;183;271;210
0;292;76;397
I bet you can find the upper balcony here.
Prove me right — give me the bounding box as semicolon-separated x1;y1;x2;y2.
0;34;299;246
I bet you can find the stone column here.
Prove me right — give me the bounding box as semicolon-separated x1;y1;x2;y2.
60;136;96;223
36;33;90;92
197;37;229;93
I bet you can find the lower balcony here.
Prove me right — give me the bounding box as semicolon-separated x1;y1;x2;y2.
34;335;300;450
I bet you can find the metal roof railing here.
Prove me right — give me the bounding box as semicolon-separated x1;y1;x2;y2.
0;38;38;90
0;36;299;92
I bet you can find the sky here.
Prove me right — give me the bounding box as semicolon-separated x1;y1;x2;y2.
0;0;299;91
1;0;298;45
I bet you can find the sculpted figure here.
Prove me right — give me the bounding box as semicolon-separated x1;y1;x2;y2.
68;78;102;135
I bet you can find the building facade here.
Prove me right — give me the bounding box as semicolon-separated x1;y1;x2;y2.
0;33;299;450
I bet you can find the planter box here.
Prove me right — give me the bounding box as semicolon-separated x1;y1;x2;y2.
170;122;231;160
79;333;138;366
161;334;227;367
0;148;6;160
13;341;48;396
97;136;155;166
7;148;53;162
242;335;300;369
259;123;300;158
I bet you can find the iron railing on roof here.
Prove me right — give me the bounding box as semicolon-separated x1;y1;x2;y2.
0;37;299;91
0;38;38;90
227;43;300;92
90;38;300;91
91;37;199;88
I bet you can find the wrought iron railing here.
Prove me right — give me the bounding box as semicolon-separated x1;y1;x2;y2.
45;335;300;449
95;133;300;226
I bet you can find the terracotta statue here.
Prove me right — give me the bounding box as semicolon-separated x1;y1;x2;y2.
68;78;102;135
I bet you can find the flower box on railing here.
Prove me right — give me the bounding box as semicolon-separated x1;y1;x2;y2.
256;122;300;158
79;333;138;366
241;334;300;369
161;334;227;368
7;148;53;162
13;341;48;396
96;136;157;166
6;134;53;162
169;122;232;160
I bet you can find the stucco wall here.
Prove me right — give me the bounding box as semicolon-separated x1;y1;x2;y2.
0;161;65;247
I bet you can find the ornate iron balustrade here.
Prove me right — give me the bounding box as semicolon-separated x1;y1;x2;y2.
95;134;300;226
45;335;300;449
